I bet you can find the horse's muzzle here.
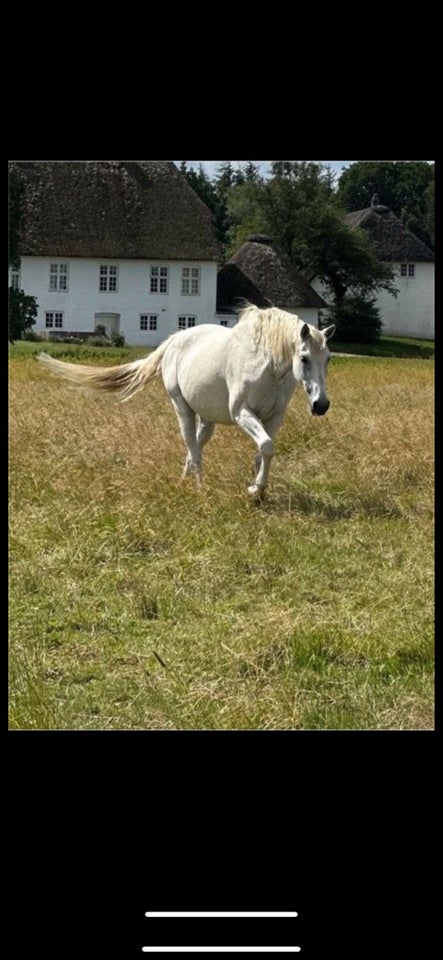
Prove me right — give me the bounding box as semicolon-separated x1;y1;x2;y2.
312;399;330;416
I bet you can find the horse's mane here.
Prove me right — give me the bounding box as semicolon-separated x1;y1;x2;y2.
236;303;325;365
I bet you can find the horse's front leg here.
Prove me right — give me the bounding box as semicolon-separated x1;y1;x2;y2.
233;407;275;498
250;406;290;496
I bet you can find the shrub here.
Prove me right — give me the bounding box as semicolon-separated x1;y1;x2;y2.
325;294;382;343
110;331;125;347
94;324;109;338
22;329;43;342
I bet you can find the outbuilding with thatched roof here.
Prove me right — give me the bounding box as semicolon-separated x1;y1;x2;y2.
311;204;434;340
216;234;326;327
9;160;226;346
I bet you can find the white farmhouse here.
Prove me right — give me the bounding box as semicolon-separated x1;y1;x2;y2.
9;160;230;346
312;204;435;340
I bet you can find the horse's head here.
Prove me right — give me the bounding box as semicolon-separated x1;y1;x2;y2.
294;322;335;416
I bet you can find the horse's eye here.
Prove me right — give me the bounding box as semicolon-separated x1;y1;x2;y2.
301;356;308;365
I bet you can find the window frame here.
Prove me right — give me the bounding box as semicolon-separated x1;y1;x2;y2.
99;264;119;292
10;267;20;290
178;315;196;330
400;263;415;278
45;311;64;329
181;266;201;295
150;265;169;294
49;262;69;292
140;314;158;331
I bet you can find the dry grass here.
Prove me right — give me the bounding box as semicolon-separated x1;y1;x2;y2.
9;345;434;729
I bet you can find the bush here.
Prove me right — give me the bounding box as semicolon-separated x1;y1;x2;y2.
22;329;43;342
94;324;109;338
110;331;125;347
325;294;382;343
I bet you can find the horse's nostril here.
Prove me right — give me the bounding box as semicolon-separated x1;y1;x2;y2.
313;399;330;416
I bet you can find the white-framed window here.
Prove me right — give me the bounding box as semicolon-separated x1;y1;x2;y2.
99;265;118;292
400;263;415;278
49;263;69;291
182;266;200;295
178;315;196;329
150;266;168;293
45;311;63;329
220;319;229;327
140;314;158;331
10;267;20;290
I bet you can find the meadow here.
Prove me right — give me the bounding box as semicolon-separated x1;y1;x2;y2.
9;342;434;729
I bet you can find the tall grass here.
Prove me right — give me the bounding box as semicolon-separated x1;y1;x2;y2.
9;345;434;729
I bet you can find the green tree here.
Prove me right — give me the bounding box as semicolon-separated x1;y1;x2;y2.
423;179;435;249
225;180;267;254
9;289;38;342
179;162;227;247
326;294;383;343
8;168;39;342
242;161;262;183
337;160;434;249
226;161;396;340
262;163;396;304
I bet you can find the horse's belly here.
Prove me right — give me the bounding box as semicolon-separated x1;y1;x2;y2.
175;333;233;424
183;376;232;424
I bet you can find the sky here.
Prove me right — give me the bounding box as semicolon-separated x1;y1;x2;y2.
174;160;353;180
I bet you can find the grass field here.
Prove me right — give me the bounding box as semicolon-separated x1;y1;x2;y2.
329;336;434;359
9;343;434;730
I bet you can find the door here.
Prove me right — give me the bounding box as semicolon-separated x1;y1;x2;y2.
94;313;120;336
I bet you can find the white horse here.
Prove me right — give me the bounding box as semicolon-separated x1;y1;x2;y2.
38;304;335;498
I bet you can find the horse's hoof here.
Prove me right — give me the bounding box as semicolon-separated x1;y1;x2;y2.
247;483;265;500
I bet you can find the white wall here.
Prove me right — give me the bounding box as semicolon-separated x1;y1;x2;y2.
19;257;219;346
290;307;320;328
374;263;434;339
311;264;434;340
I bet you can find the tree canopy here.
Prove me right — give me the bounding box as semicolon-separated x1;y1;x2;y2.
225;161;397;305
337;160;434;250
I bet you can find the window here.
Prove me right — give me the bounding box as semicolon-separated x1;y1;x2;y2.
178;315;196;329
140;314;158;331
150;266;168;293
182;267;200;295
45;312;63;328
99;265;118;291
220;319;229;327
49;263;69;291
10;268;20;289
400;263;415;278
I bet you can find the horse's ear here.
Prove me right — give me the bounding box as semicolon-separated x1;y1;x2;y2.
323;324;336;341
300;323;310;341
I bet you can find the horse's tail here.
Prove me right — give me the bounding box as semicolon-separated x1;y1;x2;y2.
37;336;174;402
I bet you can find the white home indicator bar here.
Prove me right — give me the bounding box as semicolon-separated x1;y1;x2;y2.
142;949;301;954
145;913;298;919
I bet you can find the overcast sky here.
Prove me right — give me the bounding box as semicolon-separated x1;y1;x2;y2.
174;160;353;180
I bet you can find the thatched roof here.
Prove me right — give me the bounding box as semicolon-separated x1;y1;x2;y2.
345;205;434;262
9;160;221;261
217;235;326;312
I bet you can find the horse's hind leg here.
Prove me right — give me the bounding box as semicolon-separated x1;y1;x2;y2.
196;417;215;455
170;396;202;484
